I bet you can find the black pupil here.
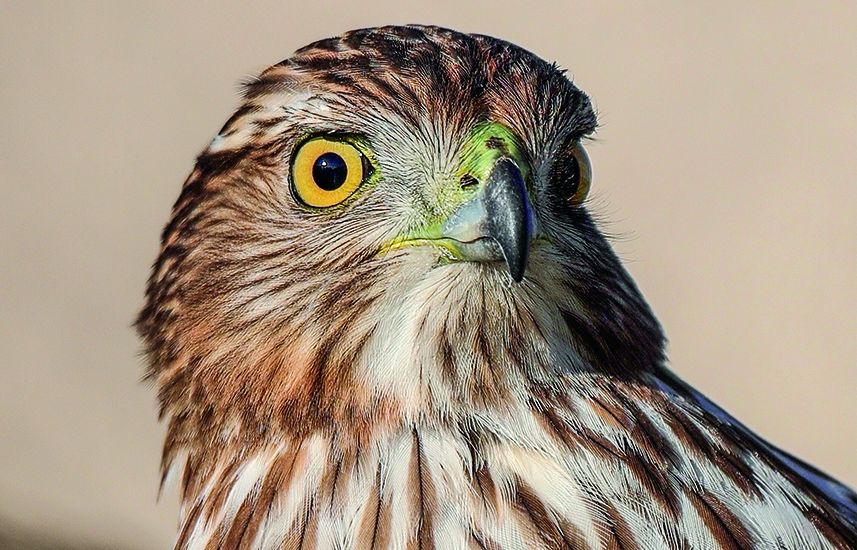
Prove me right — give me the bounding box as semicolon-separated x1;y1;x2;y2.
312;152;348;191
555;153;580;199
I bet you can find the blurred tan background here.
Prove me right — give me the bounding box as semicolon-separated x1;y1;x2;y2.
1;1;855;548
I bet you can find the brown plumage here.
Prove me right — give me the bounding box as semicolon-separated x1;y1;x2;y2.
138;25;857;549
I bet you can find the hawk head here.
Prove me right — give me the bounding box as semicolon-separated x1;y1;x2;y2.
138;25;664;452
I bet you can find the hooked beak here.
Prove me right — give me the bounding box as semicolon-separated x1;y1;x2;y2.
439;158;536;282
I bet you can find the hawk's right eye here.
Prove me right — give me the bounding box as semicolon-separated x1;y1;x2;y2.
291;137;367;208
551;141;592;206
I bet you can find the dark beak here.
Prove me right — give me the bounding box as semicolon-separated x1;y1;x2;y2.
440;158;536;282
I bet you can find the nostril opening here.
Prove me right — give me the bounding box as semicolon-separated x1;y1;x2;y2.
459;175;479;190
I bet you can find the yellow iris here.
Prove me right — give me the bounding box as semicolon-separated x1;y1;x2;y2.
568;142;592;205
291;137;366;208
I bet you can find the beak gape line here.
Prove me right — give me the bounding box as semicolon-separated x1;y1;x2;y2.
441;158;536;282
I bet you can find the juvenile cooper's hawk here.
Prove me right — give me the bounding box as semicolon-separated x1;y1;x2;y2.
138;25;857;549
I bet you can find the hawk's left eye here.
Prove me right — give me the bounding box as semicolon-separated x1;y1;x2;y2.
551;141;592;205
291;137;369;208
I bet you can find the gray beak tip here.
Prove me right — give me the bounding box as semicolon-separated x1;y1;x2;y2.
484;158;534;284
508;264;526;283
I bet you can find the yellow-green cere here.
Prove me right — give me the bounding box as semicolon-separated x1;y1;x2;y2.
382;122;528;258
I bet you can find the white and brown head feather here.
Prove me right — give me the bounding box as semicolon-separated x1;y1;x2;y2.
138;25;857;549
